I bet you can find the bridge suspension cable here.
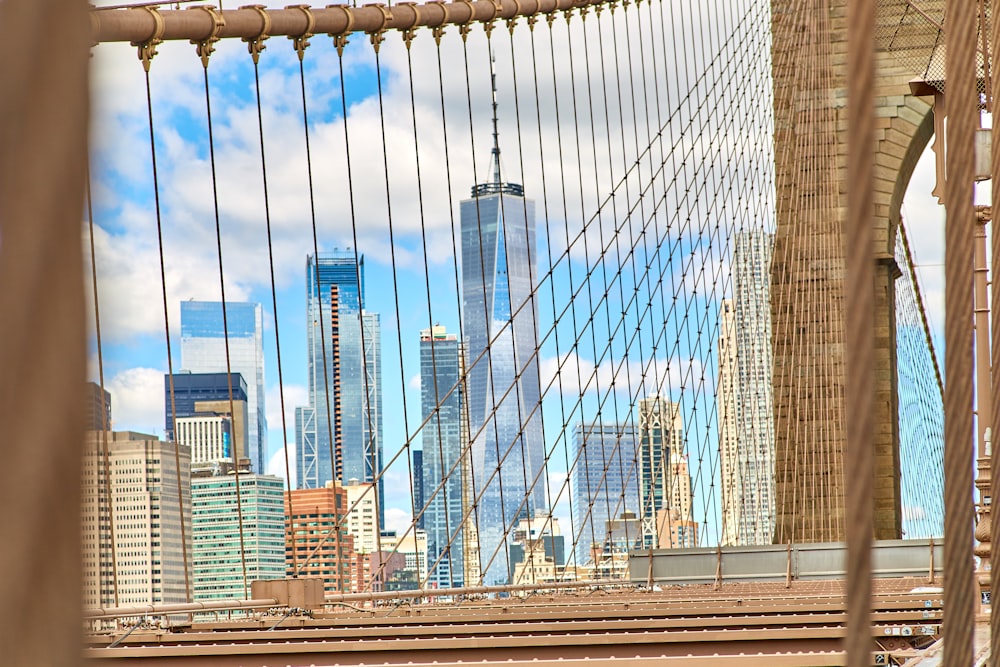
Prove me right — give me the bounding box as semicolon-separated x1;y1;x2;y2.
81;0;946;620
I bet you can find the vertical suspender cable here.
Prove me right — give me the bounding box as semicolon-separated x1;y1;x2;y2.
844;0;874;663
505;16;559;580
434;24;486;586
336;36;387;581
86;168;118;607
198;43;250;600
370;40;418;589
144;61;192;604
943;0;977;663
404;32;450;589
992;0;1000;647
249;25;299;574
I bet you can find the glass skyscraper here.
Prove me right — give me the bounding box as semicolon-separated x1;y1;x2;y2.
460;149;545;584
571;422;640;567
419;325;467;588
191;471;286;601
180;301;267;475
296;252;383;526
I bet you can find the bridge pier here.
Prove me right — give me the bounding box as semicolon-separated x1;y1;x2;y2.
771;0;933;544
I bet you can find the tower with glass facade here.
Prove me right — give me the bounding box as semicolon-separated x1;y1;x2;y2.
637;395;685;547
191;469;286;601
571;422;640;567
180;301;267;475
296;252;383;528
419;324;467;588
460;89;545;583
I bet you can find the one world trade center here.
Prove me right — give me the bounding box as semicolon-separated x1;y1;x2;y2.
459;70;546;584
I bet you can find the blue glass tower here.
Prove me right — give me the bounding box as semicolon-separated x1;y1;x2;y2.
179;301;267;474
296;252;383;526
460;77;545;583
571;422;640;566
419;325;466;588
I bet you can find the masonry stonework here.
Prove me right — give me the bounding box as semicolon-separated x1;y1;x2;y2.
771;0;934;543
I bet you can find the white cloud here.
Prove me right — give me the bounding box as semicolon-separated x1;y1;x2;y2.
384;507;412;535
266;443;296;488
408;373;421;391
106;366;165;435
539;351;705;400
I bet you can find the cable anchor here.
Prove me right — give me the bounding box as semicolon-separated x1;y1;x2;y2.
482;0;502;38
456;0;475;42
188;5;225;69
288;5;316;61
506;0;521;34
367;4;392;54
240;5;271;64
398;2;421;49
130;5;164;73
400;3;421;46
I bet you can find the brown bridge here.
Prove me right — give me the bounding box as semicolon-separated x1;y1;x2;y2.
85;580;945;666
0;0;991;666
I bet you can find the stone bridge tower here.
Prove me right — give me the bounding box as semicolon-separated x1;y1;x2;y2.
770;0;941;543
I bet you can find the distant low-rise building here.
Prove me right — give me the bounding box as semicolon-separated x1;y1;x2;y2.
508;512;565;584
344;479;379;591
378;529;428;588
588;511;643;581
285;483;355;595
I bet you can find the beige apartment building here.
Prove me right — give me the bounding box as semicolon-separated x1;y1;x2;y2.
82;431;191;610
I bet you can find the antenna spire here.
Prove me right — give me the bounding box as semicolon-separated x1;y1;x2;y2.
490;51;501;185
469;53;523;198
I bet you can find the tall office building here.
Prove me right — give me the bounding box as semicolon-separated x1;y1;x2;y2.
180;301;267;475
82;431;191;609
84;381;111;431
570;422;640;566
460;85;545;583
637;396;685;547
717;231;775;546
191;468;286;601
412;448;424;530
419;325;467;588
296;253;383;528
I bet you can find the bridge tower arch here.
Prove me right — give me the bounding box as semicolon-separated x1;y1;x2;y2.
770;0;936;543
